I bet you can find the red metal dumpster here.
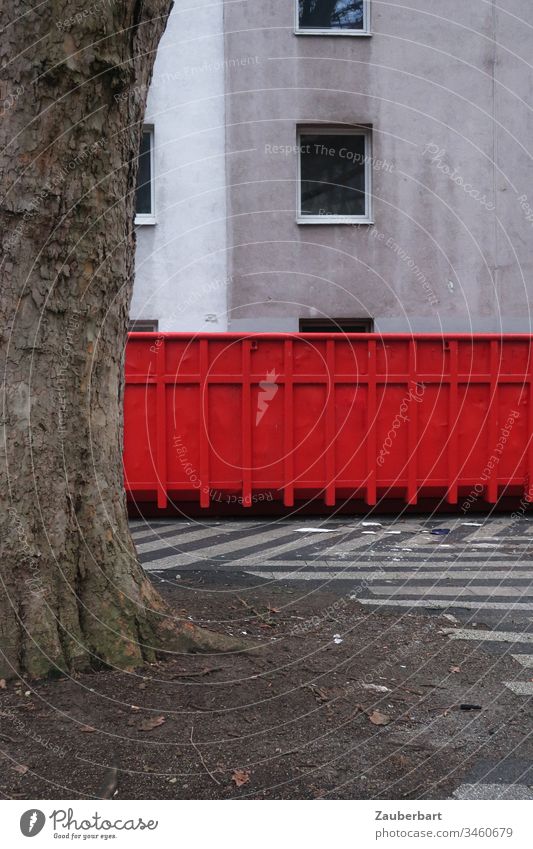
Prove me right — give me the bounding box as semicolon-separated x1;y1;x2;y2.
124;333;533;511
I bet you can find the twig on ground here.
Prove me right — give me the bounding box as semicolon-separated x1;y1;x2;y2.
397;684;424;697
237;597;274;627
190;725;221;786
0;732;21;743
170;667;222;679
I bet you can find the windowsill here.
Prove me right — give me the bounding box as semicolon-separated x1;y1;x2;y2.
135;216;156;226
297;216;374;225
294;29;372;37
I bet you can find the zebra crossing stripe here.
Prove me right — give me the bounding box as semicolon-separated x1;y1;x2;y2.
136;525;233;554
503;682;533;696
443;628;533;643
453;783;533;800
139;525;303;567
243;570;533;583
511;655;533;667
359;599;533;611
467;518;517;539
177;527;378;570
369;585;533;598
244;559;533;571
130;522;182;538
333;553;533;562
280;529;375;558
140;523;350;569
468;536;533;542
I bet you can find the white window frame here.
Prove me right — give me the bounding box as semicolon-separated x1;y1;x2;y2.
135;125;156;226
297;126;373;225
295;0;371;36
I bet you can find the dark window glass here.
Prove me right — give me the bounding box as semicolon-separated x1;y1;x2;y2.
300;133;367;217
136;130;152;215
298;0;364;30
300;318;373;332
129;319;159;332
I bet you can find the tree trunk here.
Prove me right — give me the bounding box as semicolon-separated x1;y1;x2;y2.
0;1;239;679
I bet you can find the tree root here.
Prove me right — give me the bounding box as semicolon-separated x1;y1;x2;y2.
153;617;250;657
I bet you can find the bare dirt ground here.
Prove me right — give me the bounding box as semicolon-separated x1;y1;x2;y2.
1;582;531;800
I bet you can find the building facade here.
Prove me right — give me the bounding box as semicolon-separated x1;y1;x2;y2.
131;0;533;334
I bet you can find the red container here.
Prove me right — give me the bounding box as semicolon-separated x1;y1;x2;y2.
124;333;533;511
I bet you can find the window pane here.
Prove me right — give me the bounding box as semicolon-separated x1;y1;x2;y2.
129;319;159;332
300;134;367;217
300;317;374;332
298;0;364;30
136;130;152;215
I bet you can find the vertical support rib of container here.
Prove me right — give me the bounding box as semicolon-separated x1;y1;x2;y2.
284;338;294;507
242;338;252;508
155;338;168;509
446;340;459;504
487;339;499;503
407;338;418;505
325;339;336;506
199;339;210;508
527;337;533;502
366;338;377;506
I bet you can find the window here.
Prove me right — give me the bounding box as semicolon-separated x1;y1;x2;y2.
296;0;370;35
135;126;155;224
300;318;374;333
298;127;373;223
129;319;159;332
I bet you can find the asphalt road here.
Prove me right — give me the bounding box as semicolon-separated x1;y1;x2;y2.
133;513;533;626
132;512;533;799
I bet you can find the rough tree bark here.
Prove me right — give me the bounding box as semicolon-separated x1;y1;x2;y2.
0;1;240;679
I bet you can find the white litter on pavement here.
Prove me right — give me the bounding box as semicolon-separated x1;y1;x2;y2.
361;683;390;693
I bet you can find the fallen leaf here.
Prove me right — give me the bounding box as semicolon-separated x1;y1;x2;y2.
0;679;6;689
13;764;28;774
368;710;391;726
390;754;410;769
79;725;96;733
231;769;250;787
449;666;461;674
138;715;166;732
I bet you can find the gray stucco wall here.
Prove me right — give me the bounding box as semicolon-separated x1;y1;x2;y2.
131;0;229;332
224;0;533;333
